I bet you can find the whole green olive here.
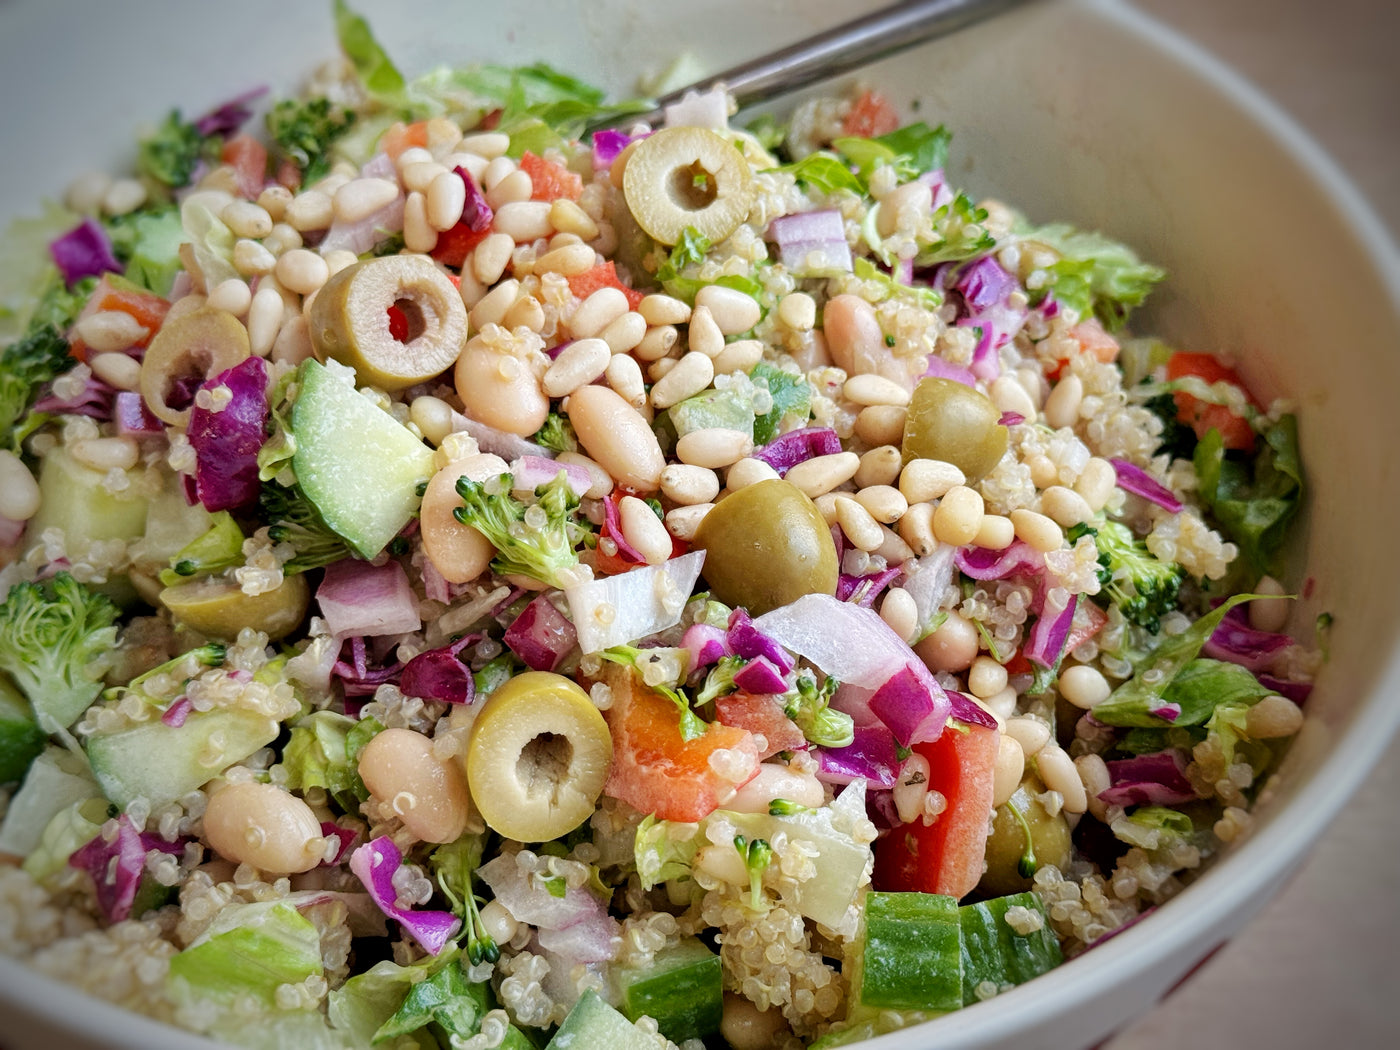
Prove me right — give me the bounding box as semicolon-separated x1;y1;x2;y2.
901;377;1009;480
691;478;838;615
979;773;1073;896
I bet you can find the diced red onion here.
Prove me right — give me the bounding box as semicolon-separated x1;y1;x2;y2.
998;411;1025;427
1099;750;1197;807
187;356;269;512
68;816;182;925
1110;459;1183;513
320;195;406;255
867;663;951;746
317;559;422;639
1202;605;1292;672
955;256;1017;311
1025;589;1077;670
113;390;163;436
681;623;730;670
161;697;192;728
733;655;789;696
449;410;553;462
504;595;578;673
509;455;591;500
591;128;635;170
564;550;706;654
752;427;842;476
50;218;122;287
920;169;954;212
922;355;977;387
956;541;1044;581
815;725;900;788
536;909;621;964
767;210;852;275
319;823;358;866
477;853;603;930
349;836;460;955
399;646;475;704
726;608;795;674
836;566;903;607
0;514;24;548
601;491;647;566
946;690;999;730
1148;702;1182;723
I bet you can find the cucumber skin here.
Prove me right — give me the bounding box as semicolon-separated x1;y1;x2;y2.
546;990;659;1050
859;891;962;1012
959;892;1062;1006
617;937;722;1042
0;717;46;785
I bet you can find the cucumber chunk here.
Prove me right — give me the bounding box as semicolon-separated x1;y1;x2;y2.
291;359;434;559
959;891;1062;1005
87;707;279;808
616;936;722;1042
857;891;962;1012
546;990;665;1050
668;387;755;440
0;746;101;857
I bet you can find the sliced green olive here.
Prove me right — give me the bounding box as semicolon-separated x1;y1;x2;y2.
622;127;754;246
901;376;1009;480
159;573;309;642
140;307;250;426
691;478;838;615
309;255;467;391
979;773;1073;897
466;671;613;842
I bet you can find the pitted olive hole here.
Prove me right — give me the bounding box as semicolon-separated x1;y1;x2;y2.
518;732;573;799
392;297;427;343
669;161;720;212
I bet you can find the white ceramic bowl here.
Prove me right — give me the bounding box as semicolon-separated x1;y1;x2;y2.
1;1;1397;1047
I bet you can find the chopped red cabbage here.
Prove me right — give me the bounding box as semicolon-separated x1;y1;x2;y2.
946;690;999;730
319;823;357;866
348;836;460;955
767;210;852;275
727;608;795;675
836;565;902;608
194;85;269;137
867;662;952;746
113;390;163;436
681;623;730;670
187;356;269;512
1201;604;1292;672
1110;458;1183;513
752;426;842;476
399;640;475;704
733;655;789;695
601;490;647;566
50;218;122;287
1257;674;1312;704
161;697;192;728
922;355;977;387
998;411;1025;427
1024;590;1077;670
1099;750;1197;807
955;541;1044;581
1148;701;1182;722
815;724;900;788
504;594;578;672
34;371;116;421
331;634;402;699
454;166;493;232
591;128;635;169
317;559;422;638
68;816;182;925
0;514;23;548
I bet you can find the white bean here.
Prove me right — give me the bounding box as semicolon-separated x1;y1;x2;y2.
204;782;325;874
0;450;41;521
566;385;665;491
358;727;472;843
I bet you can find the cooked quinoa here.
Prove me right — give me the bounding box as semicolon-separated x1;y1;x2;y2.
0;7;1321;1049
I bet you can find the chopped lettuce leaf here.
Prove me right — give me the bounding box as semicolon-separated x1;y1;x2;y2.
180;197;239;289
834;121;950;185
104;206;186;297
282;711;367;812
333;0;406;108
168;901;323;1004
1021;222;1166;330
750;361;812;445
635;814;702;889
914;191;994;266
327;950;458;1045
1193;413;1303;576
375;958;489;1041
777;152;865;195
852;257;942;311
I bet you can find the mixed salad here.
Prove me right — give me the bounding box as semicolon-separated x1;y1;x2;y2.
0;3;1322;1048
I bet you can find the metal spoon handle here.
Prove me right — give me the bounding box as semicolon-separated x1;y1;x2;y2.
629;0;1039;126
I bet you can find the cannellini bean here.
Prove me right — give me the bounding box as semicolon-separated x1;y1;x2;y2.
725;457;780;491
993;734;1025;808
424;170;466;231
660;464;720;506
454;331;549;437
783;451;859;498
893;753;931;825
855;445;903;489
1043;374;1084;429
695;284;761;335
915;610;978;673
675;427;754;469
421;452;509;583
638;293;690;326
1037;744;1088;814
899;458;965;503
0;451;41;521
725;763;825;814
1059;664;1111;709
1003;716;1051;757
933;485;984;546
720;994;789;1050
566;385;665;491
358;727;473;843
204;782;325;874
665;503;713;541
968;656;1009;700
879;586;918;644
1249;575;1291;632
650;351;714;409
619;495;673;565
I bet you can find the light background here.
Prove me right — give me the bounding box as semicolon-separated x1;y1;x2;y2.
1112;1;1399;1046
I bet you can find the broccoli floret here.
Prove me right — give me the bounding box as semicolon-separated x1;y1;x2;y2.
733;834;773;912
265;98;357;184
1084;520;1185;634
694;654;743;707
137;110;214;188
259;480;353;574
0;572;120;733
781;668;854;749
1;323;71;438
453;471;583;591
1142;390;1197;460
531;412;579;453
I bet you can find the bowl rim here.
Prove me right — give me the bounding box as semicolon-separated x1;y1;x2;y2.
1;1;1398;1048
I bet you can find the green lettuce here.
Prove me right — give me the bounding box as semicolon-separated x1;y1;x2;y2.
104;206;186;297
333;0;406;108
168;901;323;1004
0;200;80;343
778;152;865;195
282;711;367;812
635;814;703;889
1193;413;1303;577
374;958;490;1042
1020;222;1166;330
